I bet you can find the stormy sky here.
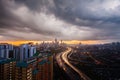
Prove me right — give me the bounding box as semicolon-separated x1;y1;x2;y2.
0;0;120;41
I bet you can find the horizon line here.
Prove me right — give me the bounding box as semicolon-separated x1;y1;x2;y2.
0;40;118;46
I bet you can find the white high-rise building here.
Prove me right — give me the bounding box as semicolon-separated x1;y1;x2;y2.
14;46;20;60
20;44;36;61
29;46;36;57
0;43;13;58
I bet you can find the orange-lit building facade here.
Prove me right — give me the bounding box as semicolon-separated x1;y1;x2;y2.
0;58;16;80
15;54;53;80
0;54;53;80
37;55;53;80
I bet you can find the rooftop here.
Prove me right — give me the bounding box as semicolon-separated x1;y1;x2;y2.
39;60;47;65
0;58;15;64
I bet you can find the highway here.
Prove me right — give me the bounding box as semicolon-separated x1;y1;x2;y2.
55;47;91;80
55;49;80;80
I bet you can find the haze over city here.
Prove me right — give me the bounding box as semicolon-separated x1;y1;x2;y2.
0;0;120;44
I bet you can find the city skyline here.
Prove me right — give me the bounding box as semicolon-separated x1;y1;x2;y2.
0;0;120;43
0;39;118;45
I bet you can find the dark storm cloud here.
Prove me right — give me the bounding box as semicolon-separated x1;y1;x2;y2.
0;0;62;40
53;0;120;27
0;0;120;41
15;0;43;11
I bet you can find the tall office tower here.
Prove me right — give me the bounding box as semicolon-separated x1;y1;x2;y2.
54;38;59;48
20;44;36;61
0;58;16;80
0;43;14;58
55;38;57;43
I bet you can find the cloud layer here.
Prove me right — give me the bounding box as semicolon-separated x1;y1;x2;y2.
0;0;120;41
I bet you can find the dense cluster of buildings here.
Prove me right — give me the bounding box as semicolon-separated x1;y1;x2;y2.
0;43;36;60
0;42;53;80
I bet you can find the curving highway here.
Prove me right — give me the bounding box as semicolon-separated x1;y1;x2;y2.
55;49;80;80
56;47;91;80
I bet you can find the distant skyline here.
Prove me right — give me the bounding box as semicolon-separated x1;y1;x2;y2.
0;0;120;43
0;40;118;45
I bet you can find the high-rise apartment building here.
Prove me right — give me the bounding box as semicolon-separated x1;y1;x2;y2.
0;43;14;58
14;46;20;61
0;43;53;80
15;53;53;80
0;58;16;80
37;54;53;80
20;44;36;61
15;57;36;80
